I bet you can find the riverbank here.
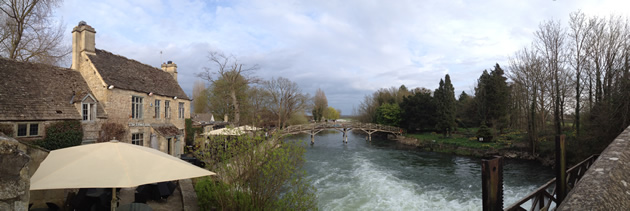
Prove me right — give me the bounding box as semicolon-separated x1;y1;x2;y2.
391;135;555;166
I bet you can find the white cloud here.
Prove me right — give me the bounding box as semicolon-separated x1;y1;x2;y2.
54;0;629;114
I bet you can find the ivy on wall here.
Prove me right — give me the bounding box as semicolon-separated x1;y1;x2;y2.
36;120;83;150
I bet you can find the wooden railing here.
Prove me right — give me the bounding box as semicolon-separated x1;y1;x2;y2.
279;122;403;136
504;154;599;211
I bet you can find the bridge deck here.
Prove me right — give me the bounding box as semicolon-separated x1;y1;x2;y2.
280;122;402;136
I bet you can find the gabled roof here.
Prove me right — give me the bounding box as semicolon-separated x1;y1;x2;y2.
0;58;105;121
87;49;190;100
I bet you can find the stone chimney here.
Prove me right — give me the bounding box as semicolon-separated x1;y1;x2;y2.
161;61;178;81
71;21;96;70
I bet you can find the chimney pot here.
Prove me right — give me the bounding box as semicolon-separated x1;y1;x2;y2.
167;61;172;64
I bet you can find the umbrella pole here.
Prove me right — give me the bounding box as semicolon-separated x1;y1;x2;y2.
111;187;117;211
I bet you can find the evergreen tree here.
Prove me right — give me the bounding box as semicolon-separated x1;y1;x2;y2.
435;74;457;137
400;90;437;132
475;64;510;132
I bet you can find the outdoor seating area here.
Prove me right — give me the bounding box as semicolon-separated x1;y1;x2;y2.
27;140;214;211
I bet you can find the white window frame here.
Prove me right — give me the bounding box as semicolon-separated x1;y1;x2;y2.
81;94;97;121
132;96;143;119
155;100;161;119
132;133;144;146
178;102;185;119
165;100;170;119
16;122;39;137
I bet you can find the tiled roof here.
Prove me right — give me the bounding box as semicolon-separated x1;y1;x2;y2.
191;113;214;123
88;49;190;100
152;124;182;137
0;58;106;121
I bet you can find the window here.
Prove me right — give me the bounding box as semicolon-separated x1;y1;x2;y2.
178;102;185;119
132;133;144;146
165;100;170;118
29;124;38;136
155;100;161;119
82;95;97;121
132;96;143;119
17;123;39;137
82;103;96;121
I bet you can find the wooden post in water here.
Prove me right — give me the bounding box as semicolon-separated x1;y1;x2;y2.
482;156;503;211
556;134;567;204
311;132;314;145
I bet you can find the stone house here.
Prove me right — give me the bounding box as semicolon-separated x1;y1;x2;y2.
0;57;107;143
71;22;191;157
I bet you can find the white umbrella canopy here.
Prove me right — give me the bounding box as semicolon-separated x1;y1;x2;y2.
30;140;215;190
203;127;246;136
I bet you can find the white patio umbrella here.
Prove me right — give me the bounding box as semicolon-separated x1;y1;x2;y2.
30;140;215;211
203;127;246;136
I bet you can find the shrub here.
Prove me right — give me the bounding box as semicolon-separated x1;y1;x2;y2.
0;123;14;137
195;177;253;210
36;120;83;150
98;122;127;143
476;123;493;142
185;118;202;146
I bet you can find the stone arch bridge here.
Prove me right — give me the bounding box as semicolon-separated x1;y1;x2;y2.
278;122;403;144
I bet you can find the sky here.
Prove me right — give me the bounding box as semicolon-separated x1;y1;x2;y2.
54;0;630;115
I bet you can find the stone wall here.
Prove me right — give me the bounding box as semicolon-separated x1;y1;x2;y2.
0;134;30;211
558;126;630;210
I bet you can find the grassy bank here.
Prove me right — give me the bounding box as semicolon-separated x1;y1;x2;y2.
401;129;536;159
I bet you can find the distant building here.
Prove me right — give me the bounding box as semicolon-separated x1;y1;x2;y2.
0;58;106;143
71;21;191;157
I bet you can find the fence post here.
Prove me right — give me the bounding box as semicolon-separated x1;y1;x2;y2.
556;134;567;204
482;156;503;211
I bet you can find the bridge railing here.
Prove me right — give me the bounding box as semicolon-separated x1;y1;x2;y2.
279;122;403;135
504;154;599;211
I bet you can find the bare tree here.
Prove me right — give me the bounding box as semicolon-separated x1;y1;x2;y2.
192;80;209;114
312;88;327;122
508;46;544;155
197;52;259;126
568;11;591;135
535;19;567;137
263;77;308;128
0;0;69;65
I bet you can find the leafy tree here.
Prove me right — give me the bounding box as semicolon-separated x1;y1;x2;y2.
0;0;69;65
323;107;340;120
375;103;401;126
434;74;457;137
194;134;317;210
456;91;477;128
312;88;327;122
400;89;437;132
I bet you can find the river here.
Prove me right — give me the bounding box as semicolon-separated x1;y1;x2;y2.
283;131;554;210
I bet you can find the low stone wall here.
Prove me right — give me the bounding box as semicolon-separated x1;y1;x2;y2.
558;126;630;210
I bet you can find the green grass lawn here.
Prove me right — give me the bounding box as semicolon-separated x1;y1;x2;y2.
405;128;526;150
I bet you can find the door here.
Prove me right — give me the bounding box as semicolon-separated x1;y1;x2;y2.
151;134;158;149
167;138;172;155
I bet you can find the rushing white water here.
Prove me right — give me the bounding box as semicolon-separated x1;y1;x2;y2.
285;131;553;211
